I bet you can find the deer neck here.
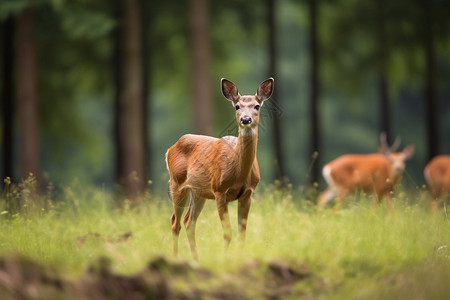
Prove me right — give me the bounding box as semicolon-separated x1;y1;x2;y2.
235;127;258;179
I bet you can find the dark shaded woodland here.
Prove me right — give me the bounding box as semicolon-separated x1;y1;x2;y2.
1;0;450;198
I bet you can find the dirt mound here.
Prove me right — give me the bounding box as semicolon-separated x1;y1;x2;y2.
0;255;325;299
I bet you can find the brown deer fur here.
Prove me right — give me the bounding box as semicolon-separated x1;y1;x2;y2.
166;78;274;260
318;134;415;211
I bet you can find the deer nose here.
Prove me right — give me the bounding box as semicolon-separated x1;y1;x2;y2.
240;116;252;125
395;165;404;172
393;163;404;173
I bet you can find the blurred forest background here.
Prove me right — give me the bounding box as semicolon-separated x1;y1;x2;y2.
1;0;450;200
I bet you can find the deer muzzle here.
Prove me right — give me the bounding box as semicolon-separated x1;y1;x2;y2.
240;116;252;125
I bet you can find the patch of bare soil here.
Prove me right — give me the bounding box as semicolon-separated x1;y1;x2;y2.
0;255;327;299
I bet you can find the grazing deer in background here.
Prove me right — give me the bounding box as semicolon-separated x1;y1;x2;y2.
424;155;450;212
318;133;415;211
166;78;274;260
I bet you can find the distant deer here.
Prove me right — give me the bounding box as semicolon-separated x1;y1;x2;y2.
318;133;415;211
166;78;274;260
424;155;450;211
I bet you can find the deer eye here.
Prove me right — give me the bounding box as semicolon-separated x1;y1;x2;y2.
235;105;240;110
254;105;260;111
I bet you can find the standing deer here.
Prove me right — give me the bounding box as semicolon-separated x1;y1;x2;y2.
424;155;450;211
318;134;415;211
166;78;274;260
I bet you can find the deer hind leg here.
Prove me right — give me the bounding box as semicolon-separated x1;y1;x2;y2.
319;165;339;210
431;196;442;213
431;198;440;212
318;188;337;210
183;193;206;261
170;185;189;257
431;189;443;213
215;193;232;251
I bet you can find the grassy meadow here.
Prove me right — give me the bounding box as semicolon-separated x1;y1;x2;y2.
0;179;449;299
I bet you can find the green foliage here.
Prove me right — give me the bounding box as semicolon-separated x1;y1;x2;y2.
2;0;450;191
0;0;41;20
56;2;116;40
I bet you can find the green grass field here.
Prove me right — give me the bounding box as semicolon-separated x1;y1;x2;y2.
0;180;449;299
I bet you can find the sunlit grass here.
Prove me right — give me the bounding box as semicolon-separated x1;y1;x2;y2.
0;180;449;298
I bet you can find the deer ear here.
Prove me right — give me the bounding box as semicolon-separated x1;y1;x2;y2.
403;144;415;159
378;132;391;154
221;78;239;102
256;77;274;102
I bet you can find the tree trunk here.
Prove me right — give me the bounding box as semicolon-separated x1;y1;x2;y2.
267;0;286;185
113;0;122;193
189;0;212;136
308;0;320;185
376;0;392;144
15;8;41;187
378;76;392;141
423;0;438;160
140;0;151;181
2;17;14;181
115;0;147;201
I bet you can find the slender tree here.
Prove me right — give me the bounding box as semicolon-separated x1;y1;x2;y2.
423;0;439;160
140;0;151;181
1;17;14;181
375;0;393;143
15;7;41;187
308;0;320;185
267;0;286;184
189;0;212;135
114;0;147;201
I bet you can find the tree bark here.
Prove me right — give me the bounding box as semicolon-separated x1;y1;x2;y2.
115;0;147;201
376;0;392;144
423;0;439;160
2;17;14;181
308;0;320;185
378;76;391;141
140;0;151;181
15;8;41;187
267;0;286;185
189;0;212;136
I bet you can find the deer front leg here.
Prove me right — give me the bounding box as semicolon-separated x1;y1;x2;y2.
372;193;380;208
215;193;232;251
381;193;393;212
238;190;252;248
